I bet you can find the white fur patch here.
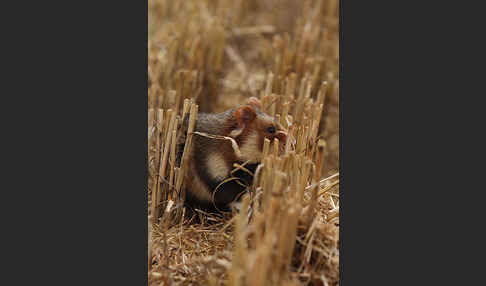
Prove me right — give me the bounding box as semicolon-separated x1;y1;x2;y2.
239;130;262;163
189;174;213;202
184;156;213;202
206;152;230;181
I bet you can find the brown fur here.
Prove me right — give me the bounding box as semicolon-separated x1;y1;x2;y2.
176;98;288;211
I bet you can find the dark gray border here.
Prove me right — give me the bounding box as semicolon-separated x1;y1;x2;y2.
3;1;148;284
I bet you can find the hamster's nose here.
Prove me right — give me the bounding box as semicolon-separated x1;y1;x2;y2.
276;130;287;142
276;131;296;149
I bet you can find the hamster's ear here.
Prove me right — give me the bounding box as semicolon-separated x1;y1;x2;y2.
235;106;256;129
247;97;262;110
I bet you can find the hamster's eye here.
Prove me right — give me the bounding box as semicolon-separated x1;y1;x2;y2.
266;126;276;134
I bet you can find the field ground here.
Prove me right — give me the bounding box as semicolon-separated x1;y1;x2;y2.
148;0;339;285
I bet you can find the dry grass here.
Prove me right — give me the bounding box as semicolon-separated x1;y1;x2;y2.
148;0;339;285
